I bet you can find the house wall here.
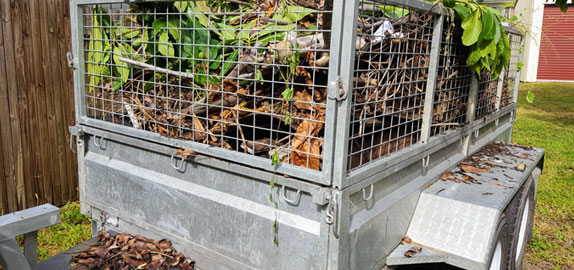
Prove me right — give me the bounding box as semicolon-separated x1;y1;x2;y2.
515;0;545;82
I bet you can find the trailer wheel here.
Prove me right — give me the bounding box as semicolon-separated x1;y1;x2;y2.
488;214;510;270
507;179;536;270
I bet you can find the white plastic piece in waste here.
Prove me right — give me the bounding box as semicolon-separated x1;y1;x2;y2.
372;20;395;44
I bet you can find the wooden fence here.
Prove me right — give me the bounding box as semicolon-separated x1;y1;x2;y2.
0;0;78;214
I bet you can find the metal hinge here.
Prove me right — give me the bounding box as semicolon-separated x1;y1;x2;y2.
328;76;348;101
66;52;79;69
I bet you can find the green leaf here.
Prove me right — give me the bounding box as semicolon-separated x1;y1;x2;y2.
167;17;181;43
461;9;482;46
152;18;166;37
453;5;471;21
282;87;294;101
187;2;211;29
174;1;188;13
113;45;130;83
502;31;511;64
284;111;292;124
478;9;495;41
117;28;140;39
111;79;122;91
443;0;456;8
158;31;175;57
526;91;535;103
376;5;409;18
255;69;264;84
222;50;239;75
556;0;568;12
271;151;280;166
493;19;501;44
132;29;149;51
273;5;316;23
466;46;482;66
517;61;523;71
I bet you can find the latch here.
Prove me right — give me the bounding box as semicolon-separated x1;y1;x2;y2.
68;125;84;153
66;52;79;69
328;76;348;101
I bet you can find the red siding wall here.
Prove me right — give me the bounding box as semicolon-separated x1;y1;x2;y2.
537;5;574;81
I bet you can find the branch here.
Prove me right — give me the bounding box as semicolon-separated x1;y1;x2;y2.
118;57;194;79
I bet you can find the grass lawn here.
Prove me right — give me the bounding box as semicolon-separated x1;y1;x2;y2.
35;82;573;269
36;202;91;261
513;82;574;270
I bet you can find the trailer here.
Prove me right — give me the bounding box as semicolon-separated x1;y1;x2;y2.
61;0;543;269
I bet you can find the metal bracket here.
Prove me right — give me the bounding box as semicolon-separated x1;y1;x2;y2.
281;185;302;205
310;188;332;205
495;118;500;126
362;184;374;201
328;76;347;101
170;153;186;171
324;192;339;238
474;129;480;138
66;52;78;69
422;155;430;175
93;135;105;148
68;125;84;153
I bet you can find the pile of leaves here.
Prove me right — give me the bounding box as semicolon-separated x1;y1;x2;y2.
85;0;516;172
439;142;531;186
87;0;329;170
72;231;195;270
347;4;432;169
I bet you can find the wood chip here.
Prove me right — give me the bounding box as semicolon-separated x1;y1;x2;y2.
459;165;490;174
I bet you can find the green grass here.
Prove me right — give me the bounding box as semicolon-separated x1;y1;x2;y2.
512;82;574;270
36;202;92;261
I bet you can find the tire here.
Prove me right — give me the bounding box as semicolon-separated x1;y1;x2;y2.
506;177;536;270
488;213;511;270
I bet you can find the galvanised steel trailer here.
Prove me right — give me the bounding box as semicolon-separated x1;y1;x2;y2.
66;0;543;269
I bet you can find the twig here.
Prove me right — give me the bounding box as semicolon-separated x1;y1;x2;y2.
227;0;251;6
259;17;290;25
119;57;194;79
431;122;460;127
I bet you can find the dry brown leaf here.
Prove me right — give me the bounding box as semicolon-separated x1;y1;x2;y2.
293;90;313;110
291;138;323;170
176;148;197;158
493;182;513;189
290;115;325;170
440;172;454;181
459;165;489;174
461;174;475;182
193;117;205;132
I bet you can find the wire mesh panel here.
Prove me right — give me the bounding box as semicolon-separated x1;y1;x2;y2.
501;33;522;108
82;0;332;171
474;71;498;119
431;23;472;136
347;1;435;171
